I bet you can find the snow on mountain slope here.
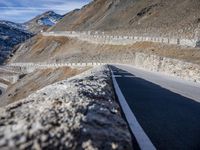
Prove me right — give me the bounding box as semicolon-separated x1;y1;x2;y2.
37;11;63;26
25;11;63;33
0;21;26;31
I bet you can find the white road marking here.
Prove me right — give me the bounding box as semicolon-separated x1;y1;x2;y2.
124;75;135;78
111;69;156;150
113;75;122;77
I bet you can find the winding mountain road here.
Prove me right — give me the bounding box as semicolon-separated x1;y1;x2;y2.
110;64;200;150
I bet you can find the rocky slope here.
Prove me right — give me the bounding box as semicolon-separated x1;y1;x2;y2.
26;11;63;34
0;66;133;149
0;21;33;64
51;0;200;38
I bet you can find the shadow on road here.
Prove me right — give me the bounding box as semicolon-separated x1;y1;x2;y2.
110;65;200;150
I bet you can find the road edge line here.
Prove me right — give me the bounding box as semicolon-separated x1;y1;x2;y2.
110;68;156;150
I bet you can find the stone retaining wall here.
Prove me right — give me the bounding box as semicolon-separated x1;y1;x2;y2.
132;53;200;82
7;62;105;73
42;31;199;47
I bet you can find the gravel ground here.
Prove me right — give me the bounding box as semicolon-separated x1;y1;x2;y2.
0;65;133;150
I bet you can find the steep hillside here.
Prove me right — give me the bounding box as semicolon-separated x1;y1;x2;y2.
6;0;200;66
9;34;200;65
51;0;200;38
0;21;33;64
26;11;63;33
6;0;200;67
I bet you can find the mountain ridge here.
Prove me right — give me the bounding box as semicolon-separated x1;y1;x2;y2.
50;0;200;38
0;21;33;64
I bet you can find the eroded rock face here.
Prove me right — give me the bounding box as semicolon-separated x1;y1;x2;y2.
0;66;133;150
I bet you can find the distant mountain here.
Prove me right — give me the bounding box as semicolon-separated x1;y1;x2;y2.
0;11;63;64
0;21;33;64
0;21;27;32
25;11;63;33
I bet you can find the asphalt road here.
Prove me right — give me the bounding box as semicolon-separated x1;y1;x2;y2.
110;64;200;150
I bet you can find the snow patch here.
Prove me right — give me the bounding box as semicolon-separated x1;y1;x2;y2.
36;11;63;26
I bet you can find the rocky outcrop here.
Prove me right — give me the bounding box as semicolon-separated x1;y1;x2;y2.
0;66;133;150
